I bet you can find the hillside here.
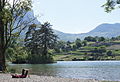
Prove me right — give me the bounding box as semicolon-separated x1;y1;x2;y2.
20;11;120;41
20;11;40;38
55;23;120;41
53;30;81;41
86;23;120;38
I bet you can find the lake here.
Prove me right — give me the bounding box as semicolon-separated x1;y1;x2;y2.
8;61;120;81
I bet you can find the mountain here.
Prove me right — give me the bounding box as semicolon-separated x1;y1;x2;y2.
86;23;120;37
53;30;81;41
20;11;120;41
20;11;41;38
54;23;120;41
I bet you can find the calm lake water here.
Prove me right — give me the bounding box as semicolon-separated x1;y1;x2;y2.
8;61;120;81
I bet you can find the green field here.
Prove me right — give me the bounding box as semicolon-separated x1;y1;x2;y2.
53;40;120;61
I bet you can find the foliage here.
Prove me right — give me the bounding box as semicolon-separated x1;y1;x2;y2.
82;40;87;46
75;38;82;49
0;0;33;71
84;36;97;42
54;41;66;52
25;22;58;64
107;50;112;56
84;36;106;42
102;0;120;12
98;37;105;42
6;43;28;64
0;0;32;49
53;35;120;61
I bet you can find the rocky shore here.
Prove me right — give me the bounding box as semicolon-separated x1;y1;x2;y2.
0;74;102;82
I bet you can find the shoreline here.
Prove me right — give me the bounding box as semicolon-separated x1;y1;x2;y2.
0;73;102;82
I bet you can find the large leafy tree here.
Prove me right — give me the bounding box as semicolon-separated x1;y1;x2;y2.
0;0;33;71
25;22;58;64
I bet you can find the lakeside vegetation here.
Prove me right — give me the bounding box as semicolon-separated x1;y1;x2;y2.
6;35;120;63
53;36;120;61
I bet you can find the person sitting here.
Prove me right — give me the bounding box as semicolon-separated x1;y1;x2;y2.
11;69;29;78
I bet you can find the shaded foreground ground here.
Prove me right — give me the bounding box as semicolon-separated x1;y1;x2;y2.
0;74;103;82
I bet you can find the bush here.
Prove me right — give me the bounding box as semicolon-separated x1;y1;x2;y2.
28;53;54;64
6;46;28;64
107;50;112;56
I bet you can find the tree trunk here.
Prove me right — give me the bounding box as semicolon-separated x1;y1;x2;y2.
0;13;6;72
0;50;6;72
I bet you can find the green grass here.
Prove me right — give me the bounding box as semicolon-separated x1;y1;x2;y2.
112;50;120;55
83;46;97;50
114;56;120;60
53;41;120;61
53;54;84;61
111;40;120;43
87;42;95;45
107;45;120;50
68;51;85;55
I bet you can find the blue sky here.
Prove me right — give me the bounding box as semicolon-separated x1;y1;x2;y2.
32;0;120;34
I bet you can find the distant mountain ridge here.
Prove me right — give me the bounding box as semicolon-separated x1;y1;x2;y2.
20;11;120;41
87;23;120;37
54;23;120;41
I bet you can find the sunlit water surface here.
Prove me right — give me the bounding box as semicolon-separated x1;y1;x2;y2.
8;61;120;81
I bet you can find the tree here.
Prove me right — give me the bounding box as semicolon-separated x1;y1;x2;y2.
76;42;82;49
84;36;96;42
54;41;66;52
75;38;82;49
107;50;112;56
116;36;120;40
66;41;72;51
6;41;28;64
75;38;81;42
93;47;106;54
98;47;106;54
72;45;77;51
82;40;87;46
102;0;120;12
0;0;33;71
98;37;105;42
25;22;58;64
111;37;116;41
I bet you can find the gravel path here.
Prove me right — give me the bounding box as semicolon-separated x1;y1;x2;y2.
0;74;101;82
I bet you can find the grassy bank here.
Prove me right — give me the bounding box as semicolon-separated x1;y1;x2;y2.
53;41;120;61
